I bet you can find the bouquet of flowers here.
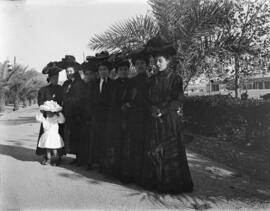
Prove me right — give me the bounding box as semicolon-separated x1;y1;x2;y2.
40;100;62;113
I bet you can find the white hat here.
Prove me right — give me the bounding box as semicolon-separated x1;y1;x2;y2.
40;100;62;112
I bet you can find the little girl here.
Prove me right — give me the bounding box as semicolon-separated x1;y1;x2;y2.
36;100;65;166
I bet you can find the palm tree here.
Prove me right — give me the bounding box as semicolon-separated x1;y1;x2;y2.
1;62;46;111
88;14;159;52
19;70;46;107
0;60;22;112
149;0;233;89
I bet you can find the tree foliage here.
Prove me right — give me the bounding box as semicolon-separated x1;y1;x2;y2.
89;15;159;52
149;0;233;89
0;60;46;111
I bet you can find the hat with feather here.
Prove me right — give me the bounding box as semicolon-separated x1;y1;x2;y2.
110;52;130;69
95;51;113;70
58;55;80;70
42;61;62;77
129;47;150;65
146;34;176;57
81;56;98;72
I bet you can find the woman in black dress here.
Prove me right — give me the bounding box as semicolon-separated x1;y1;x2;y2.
36;62;64;165
104;55;134;182
59;55;85;165
79;56;98;168
146;35;193;193
128;48;154;187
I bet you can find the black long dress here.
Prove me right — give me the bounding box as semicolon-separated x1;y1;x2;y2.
90;78;114;168
36;84;64;155
104;77;133;180
78;81;95;165
128;73;152;185
62;74;86;155
148;69;193;193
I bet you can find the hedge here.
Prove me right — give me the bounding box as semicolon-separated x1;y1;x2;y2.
183;95;270;147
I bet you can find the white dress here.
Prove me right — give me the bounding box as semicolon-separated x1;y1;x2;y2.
36;113;65;149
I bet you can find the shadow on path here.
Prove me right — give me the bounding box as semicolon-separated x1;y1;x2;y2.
1;143;270;210
0;116;37;126
1;108;270;209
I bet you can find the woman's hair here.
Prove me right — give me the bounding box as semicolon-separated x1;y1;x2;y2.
45;111;59;116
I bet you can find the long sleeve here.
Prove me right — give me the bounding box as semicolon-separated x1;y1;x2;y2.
36;113;45;123
160;73;184;116
57;112;65;124
37;88;45;106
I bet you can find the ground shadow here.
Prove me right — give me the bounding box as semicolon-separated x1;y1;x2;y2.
0;116;37;126
123;153;270;209
0;144;40;162
1;142;270;209
1;111;270;209
0;143;126;187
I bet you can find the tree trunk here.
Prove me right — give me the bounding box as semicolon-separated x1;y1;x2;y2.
234;55;240;98
13;88;19;111
0;89;5;113
28;98;32;106
23;98;27;108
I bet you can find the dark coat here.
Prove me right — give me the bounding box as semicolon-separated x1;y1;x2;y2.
62;74;86;154
148;69;193;193
36;84;64;155
78;81;95;164
104;77;134;179
128;73;152;185
90;78;114;165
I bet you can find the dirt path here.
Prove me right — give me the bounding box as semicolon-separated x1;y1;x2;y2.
0;106;269;210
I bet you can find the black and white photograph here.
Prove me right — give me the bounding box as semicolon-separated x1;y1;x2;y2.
0;0;270;210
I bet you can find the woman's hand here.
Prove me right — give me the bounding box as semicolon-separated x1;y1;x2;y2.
121;102;132;110
151;106;162;118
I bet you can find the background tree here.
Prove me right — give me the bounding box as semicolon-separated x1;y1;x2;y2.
216;0;270;97
0;60;20;112
88;14;159;52
149;0;233;89
0;60;46;111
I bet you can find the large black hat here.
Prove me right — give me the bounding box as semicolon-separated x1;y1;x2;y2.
110;52;130;69
42;61;62;77
95;51;113;70
129;47;150;65
80;56;98;72
146;34;176;57
58;55;80;70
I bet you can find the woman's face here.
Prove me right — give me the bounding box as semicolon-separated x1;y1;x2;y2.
98;65;109;79
117;66;129;78
66;67;76;80
84;71;97;82
156;56;169;72
49;75;59;85
135;60;147;73
46;111;54;117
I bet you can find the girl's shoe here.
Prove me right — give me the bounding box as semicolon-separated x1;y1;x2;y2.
51;156;60;166
41;159;51;165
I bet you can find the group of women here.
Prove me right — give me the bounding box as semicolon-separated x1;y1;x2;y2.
36;35;193;194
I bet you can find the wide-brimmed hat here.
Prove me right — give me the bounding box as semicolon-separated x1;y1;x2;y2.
40;100;62;112
58;55;80;70
146;34;176;57
95;51;113;70
110;52;130;69
81;56;98;72
42;61;62;77
129;47;150;65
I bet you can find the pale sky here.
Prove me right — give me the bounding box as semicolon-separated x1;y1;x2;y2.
0;0;151;75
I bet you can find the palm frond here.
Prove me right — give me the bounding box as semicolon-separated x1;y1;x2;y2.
89;15;158;52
